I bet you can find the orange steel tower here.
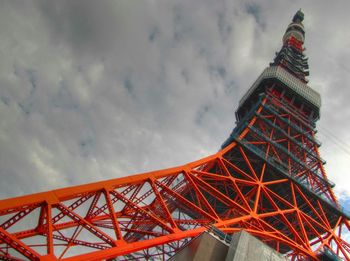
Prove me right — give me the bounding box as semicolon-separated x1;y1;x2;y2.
1;10;349;261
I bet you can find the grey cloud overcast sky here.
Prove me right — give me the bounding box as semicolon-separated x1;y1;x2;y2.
0;1;349;208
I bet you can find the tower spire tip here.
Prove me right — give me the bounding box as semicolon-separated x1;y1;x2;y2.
293;9;304;23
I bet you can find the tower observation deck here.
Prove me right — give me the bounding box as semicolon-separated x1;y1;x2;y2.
0;10;349;261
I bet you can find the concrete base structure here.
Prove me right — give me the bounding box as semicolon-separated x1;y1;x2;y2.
169;232;229;261
170;230;286;261
225;231;286;261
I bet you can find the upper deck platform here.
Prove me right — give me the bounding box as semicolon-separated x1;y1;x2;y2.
237;66;321;121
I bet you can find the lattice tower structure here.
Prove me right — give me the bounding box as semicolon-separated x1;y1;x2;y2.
0;10;349;261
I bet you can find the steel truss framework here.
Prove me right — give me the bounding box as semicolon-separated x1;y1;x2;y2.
0;87;349;261
1;10;350;260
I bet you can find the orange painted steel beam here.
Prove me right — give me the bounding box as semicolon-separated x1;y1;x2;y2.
0;96;348;260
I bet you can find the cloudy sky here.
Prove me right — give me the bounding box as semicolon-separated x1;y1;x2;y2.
0;1;349;211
